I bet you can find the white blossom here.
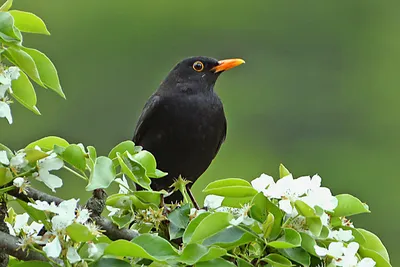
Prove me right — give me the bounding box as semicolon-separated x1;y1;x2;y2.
106;206;121;217
43;236;62;258
115;175;129;194
9;152;28;169
190;208;207;218
229;204;255;226
13;177;25;187
0;150;9;165
204;195;224;209
67;246;81;263
329;228;354;242
76;208;90;224
357;258;376;267
0;66;19;98
35;153;64;192
0;101;12;124
251;173;274;193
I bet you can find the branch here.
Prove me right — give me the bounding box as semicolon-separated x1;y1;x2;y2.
0;231;47;262
7;186;139;241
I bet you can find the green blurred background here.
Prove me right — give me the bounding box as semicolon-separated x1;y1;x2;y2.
1;0;398;264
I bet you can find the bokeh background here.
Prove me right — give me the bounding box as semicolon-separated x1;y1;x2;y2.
1;0;398;264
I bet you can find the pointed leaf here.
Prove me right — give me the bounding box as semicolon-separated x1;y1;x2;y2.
116;152;151;190
57;144;86;172
262;253;293;267
9;10;50;35
0;167;13;186
178;244;226;265
92;258;130;267
11;70;39;115
332;194;370;217
131;234;179;261
66;222;95;242
280;247;310;266
21;47;64;97
279;163;291;178
299;232;318;257
25;136;69;151
295;200;316;217
108;140;136;167
202;225;255;249
188;212;233;244
0;12;20;42
250;192;269;223
306;216;322;236
358;247;392;267
358;228;390;261
268;228;301;249
0;0;13;11
5;47;43;86
183;212;210;244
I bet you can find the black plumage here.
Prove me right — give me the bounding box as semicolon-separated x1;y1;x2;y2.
133;56;244;202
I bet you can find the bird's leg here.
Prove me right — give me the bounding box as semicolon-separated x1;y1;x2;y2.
187;185;200;210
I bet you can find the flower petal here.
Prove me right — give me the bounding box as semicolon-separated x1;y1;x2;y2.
279;199;293;215
0;101;12;124
0;150;9;165
204;195;224;209
43;237;62;258
36;169;63;192
357;258;376;267
328;242;345;258
39;154;64;171
67;246;81;264
314;245;328;257
14;213;29;234
13;177;25;187
251;173;275;193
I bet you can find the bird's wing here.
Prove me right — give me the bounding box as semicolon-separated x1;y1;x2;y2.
214;116;227;158
133;94;161;144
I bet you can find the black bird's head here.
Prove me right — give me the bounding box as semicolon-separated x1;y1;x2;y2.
158;56;245;94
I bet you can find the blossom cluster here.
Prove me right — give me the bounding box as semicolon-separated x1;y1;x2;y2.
6;198;101;264
203;173;376;267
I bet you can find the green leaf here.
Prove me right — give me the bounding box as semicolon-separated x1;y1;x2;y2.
299;232;318;257
203;185;257;198
66;222;95;242
295;200;316;217
57;144;86;172
21;47;64;97
279;163;291;178
25;136;69;151
9;10;50;35
130;150;157;177
196;258;236;267
204;178;252;189
306;216;322;237
109;140;136;167
262;213;274;238
5;47;43;86
237;258;254;267
11;262;52;267
188;212;233;244
105;239;176;261
11;70;40;115
17;199;51;230
221;196;253;208
0;12;20;43
116;152;151;190
0;0;13;11
358;247;392;267
92;258;131;267
280;247;310;266
0;167;13;186
87;145;96;170
24;148;48;163
183;212;210;244
357;228;390;261
319;225;330;239
262;253;293;267
86;156;116;191
332;194;370;217
135;191;163;206
168;203;190;229
202;226;255;249
250;192;269;223
178;244;226;265
264;197;283;239
268;228;302;249
132;234;179;260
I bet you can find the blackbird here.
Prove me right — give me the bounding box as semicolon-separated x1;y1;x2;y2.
133;56;245;202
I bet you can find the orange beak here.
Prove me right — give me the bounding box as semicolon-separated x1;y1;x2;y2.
211;58;245;73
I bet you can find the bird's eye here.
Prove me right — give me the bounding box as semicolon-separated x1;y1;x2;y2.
192;61;204;72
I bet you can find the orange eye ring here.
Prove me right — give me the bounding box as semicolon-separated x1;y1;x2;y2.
192;61;204;72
